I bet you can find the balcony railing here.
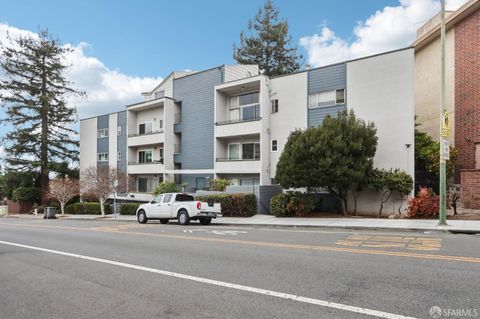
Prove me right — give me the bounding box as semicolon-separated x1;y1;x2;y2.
216;116;262;126
128;129;164;138
128;158;164;165
216;157;260;162
174;144;181;154
174;113;182;123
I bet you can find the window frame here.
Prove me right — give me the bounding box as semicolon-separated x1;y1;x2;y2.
97;152;109;162
97;128;109;138
228;91;261;122
117;126;122;136
138;122;153;135
271;99;279;113
138;149;153;164
228;143;241;160
271;139;278;152
308;88;346;109
117;151;121;161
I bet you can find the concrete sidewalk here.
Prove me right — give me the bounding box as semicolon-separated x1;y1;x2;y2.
5;213;480;233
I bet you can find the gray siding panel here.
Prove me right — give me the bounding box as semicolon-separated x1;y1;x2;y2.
117;111;127;173
96;114;109;166
173;67;223;169
308;63;346;94
308;105;346;127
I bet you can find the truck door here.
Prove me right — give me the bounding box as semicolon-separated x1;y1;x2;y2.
158;193;174;218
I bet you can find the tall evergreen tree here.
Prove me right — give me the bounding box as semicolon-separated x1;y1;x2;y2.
0;30;84;204
234;0;303;77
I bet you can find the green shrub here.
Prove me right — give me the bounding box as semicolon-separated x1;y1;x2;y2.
195;193;256;217
153;181;180;195
209;179;232;191
12;187;41;202
270;192;319;217
64;202;111;215
120;203;140;215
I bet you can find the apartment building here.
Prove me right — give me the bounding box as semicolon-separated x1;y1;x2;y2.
413;0;480;209
80;49;414;213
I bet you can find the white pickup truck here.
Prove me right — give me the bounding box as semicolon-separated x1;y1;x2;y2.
136;193;221;225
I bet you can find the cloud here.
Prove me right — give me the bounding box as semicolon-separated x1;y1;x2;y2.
300;0;469;67
0;23;162;119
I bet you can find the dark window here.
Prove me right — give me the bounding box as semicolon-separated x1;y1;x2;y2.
163;194;173;203
336;89;345;104
272;139;278;151
196;177;207;190
138;178;148;193
271;99;279;113
175;194;195;202
239;92;259;105
242;104;260;121
242;143;260;160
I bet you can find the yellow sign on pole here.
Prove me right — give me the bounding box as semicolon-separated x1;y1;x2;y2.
441;110;450;138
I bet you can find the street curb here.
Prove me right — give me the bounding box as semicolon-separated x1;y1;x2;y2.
3;216;479;234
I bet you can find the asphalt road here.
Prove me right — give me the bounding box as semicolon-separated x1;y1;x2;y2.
0;218;479;319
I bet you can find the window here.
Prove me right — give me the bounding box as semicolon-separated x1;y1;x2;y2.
159;148;164;159
138;150;153;163
176;194;194;202
97;128;108;138
163;194;173;203
117;126;122;136
271;99;279;113
117;152;121;161
228;92;260;122
228;144;240;160
151;195;164;204
137;178;158;193
308;89;345;108
271;139;278;152
159;120;163;129
242;143;260;160
240;178;260;186
138;122;152;135
97;153;108;162
155;90;165;99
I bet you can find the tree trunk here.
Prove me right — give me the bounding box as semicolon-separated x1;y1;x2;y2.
351;190;358;216
61;202;65;216
40;55;49;205
397;195;404;215
378;190;392;217
340;198;348;216
100;198;105;217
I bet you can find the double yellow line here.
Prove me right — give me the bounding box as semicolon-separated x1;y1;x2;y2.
1;221;479;264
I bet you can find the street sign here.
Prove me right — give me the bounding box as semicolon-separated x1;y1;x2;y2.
441;139;450;161
441;110;450;138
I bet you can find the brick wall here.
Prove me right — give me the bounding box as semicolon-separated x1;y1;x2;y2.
460;170;480;209
455;9;480;180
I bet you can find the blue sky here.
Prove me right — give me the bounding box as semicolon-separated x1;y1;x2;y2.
1;0;397;78
0;0;469;158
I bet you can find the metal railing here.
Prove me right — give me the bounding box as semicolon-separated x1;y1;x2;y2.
128;129;164;137
174;144;181;154
174;113;182;123
128;158;164;165
215;116;262;126
216;157;260;162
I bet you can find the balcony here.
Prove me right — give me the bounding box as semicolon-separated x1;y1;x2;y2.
215;158;261;173
215;117;262;138
128;130;164;147
127;160;164;175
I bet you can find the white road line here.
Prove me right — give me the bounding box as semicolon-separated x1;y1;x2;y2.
0;240;418;319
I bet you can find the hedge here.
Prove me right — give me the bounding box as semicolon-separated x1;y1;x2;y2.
120;203;140;215
195;193;256;217
64;202;112;215
270;192;321;217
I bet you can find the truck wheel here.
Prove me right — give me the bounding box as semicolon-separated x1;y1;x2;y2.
177;210;190;225
137;210;148;224
159;219;169;224
199;217;212;225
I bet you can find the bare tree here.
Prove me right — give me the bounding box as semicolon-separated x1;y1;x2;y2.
80;166;130;217
48;177;80;216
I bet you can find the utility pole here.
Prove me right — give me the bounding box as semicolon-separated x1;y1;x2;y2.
439;0;447;225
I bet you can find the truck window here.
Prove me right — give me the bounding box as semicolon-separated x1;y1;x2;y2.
151;195;163;204
175;194;194;202
163;194;173;203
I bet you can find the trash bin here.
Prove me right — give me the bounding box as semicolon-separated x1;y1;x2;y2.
43;207;57;219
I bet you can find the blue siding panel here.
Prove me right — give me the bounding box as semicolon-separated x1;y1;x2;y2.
96;114;109;167
117;111;127;174
308;105;346;127
173;67;223;169
308;63;346;94
307;63;347;127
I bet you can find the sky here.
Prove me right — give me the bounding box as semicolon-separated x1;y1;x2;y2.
0;0;469;159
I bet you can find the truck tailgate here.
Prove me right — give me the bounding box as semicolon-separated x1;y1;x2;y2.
199;202;221;213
